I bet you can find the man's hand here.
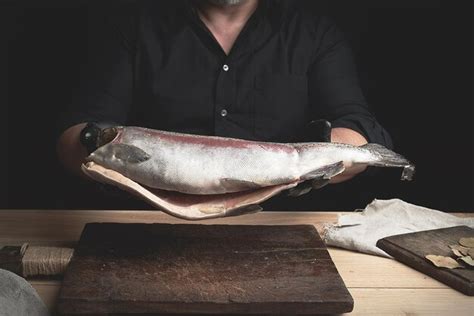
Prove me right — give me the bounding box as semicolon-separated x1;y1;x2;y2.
329;127;368;183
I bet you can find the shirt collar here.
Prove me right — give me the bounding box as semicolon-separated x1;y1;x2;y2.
183;0;288;59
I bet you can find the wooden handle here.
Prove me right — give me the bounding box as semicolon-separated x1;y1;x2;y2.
0;244;74;277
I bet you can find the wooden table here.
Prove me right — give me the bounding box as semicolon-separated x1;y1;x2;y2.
1;210;473;315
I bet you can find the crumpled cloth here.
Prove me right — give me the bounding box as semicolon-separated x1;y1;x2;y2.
322;199;474;258
0;269;49;316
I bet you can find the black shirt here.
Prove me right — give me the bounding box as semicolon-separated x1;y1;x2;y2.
60;0;393;147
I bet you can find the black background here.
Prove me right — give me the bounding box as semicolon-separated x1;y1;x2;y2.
2;0;473;212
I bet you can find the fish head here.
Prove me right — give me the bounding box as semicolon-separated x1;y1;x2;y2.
86;126;151;166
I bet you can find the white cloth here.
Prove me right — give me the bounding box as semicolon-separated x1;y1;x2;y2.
322;199;474;258
0;269;49;316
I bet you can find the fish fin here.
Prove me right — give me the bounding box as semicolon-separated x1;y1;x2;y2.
221;178;261;191
290;162;344;196
362;143;415;180
312;178;331;190
302;161;345;181
287;183;313;197
288;172;334;197
109;143;151;164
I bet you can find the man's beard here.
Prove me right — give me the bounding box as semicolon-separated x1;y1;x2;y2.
207;0;246;6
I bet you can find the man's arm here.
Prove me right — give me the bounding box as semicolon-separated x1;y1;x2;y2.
307;17;393;183
56;7;137;178
330;127;368;183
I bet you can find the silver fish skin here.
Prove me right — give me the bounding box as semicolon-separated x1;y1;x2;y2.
86;126;414;195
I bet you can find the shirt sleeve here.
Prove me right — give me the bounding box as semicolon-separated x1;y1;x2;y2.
307;16;393;149
56;5;137;136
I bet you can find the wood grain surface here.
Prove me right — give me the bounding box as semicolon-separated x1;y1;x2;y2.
377;226;474;295
1;210;473;315
57;223;353;315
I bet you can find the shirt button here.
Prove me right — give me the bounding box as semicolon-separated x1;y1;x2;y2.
220;109;228;117
223;64;229;72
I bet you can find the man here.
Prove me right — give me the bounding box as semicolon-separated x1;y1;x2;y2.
57;0;392;187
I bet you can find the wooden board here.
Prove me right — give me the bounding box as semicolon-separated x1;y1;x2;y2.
377;225;474;296
57;223;353;315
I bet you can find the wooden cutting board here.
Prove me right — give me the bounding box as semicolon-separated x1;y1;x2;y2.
377;225;474;295
57;223;353;315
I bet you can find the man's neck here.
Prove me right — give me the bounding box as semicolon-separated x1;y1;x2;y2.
197;0;259;54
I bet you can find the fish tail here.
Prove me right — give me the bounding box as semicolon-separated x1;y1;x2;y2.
362;144;415;181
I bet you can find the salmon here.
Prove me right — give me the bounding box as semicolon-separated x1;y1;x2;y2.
82;126;415;220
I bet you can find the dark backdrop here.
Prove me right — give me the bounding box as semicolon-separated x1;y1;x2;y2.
2;0;473;212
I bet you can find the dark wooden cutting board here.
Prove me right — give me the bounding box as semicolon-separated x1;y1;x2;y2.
377;225;474;295
57;223;353;315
